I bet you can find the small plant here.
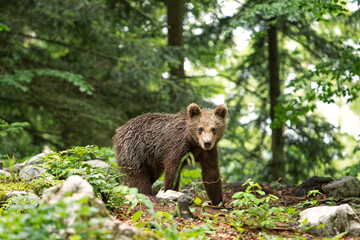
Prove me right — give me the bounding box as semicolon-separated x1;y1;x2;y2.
296;190;324;209
3;195;38;213
0;197;114;240
172;152;196;189
38;146;130;210
307;189;322;197
229;179;290;230
6;154;33;182
149;210;209;239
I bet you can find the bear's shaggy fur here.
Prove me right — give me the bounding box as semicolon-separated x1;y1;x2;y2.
113;103;227;205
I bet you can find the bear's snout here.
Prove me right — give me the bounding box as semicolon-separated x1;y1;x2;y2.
204;141;212;149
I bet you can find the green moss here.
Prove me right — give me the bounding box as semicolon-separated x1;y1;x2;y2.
0;191;7;202
0;181;32;192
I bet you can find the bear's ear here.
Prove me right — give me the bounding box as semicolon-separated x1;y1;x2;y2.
215;104;228;119
187;103;201;118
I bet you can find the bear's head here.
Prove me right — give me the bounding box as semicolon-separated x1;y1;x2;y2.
187;103;228;150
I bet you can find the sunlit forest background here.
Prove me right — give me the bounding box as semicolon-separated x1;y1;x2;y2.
1;0;360;184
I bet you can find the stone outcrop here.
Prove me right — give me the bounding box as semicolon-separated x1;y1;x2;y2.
323;176;360;198
299;204;360;237
42;175;158;240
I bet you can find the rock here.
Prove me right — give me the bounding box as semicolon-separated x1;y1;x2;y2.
18;165;46;180
42;175;157;239
4;191;40;203
175;194;194;219
26;152;47;165
41;175;102;206
3;152;48;173
156;189;185;200
0;169;11;178
323;176;360;198
27;192;41;202
5;191;28;198
294;176;334;197
299;204;360;237
82;159;110;169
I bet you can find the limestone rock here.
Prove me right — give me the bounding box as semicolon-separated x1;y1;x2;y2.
5;191;28;198
41;175;103;207
3;152;48;173
82;159;110;169
18;165;46;180
299;204;360;237
4;191;40;203
323;176;360;198
175;194;195;219
156;189;185;200
26;152;48;165
0;169;11;178
42;175;158;239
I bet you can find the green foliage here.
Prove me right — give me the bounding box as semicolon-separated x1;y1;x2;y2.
1;0;360;188
180;168;202;187
38;146;154;213
0;198;115;240
28;174;62;196
229;179;291;230
0;69;93;94
0;23;10;32
3;195;38;213
307;189;322;197
0;0;213;159
35;69;94;95
220;0;354;183
40;146;117;203
0;146;221;239
344;140;360;177
148;211;211;240
0;119;30;137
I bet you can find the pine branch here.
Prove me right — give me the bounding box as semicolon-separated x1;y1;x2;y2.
9;31;129;63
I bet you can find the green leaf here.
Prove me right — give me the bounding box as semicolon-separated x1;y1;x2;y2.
132;211;142;223
0;23;10;32
194;197;202;205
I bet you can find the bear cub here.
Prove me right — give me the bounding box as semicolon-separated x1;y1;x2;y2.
113;103;227;205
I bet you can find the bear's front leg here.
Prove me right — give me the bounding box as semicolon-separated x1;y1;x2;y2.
198;150;223;205
164;170;181;191
163;157;182;191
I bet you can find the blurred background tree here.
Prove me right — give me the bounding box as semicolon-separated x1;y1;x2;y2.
1;0;359;184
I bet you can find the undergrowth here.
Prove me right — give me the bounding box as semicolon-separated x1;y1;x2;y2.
0;146;347;239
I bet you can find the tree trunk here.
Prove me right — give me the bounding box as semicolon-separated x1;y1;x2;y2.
268;24;284;181
166;0;185;102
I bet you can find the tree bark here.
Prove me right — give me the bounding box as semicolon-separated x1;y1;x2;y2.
166;0;185;102
268;24;284;181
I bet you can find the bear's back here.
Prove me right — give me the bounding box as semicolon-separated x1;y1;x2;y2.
113;111;188;171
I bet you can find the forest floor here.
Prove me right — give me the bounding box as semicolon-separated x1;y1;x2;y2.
114;183;360;239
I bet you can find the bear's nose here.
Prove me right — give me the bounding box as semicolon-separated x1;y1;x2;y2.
204;141;212;149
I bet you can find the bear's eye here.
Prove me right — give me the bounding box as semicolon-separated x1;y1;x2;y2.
198;127;204;134
211;128;216;133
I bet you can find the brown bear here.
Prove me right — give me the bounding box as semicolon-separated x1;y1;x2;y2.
113;103;227;205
